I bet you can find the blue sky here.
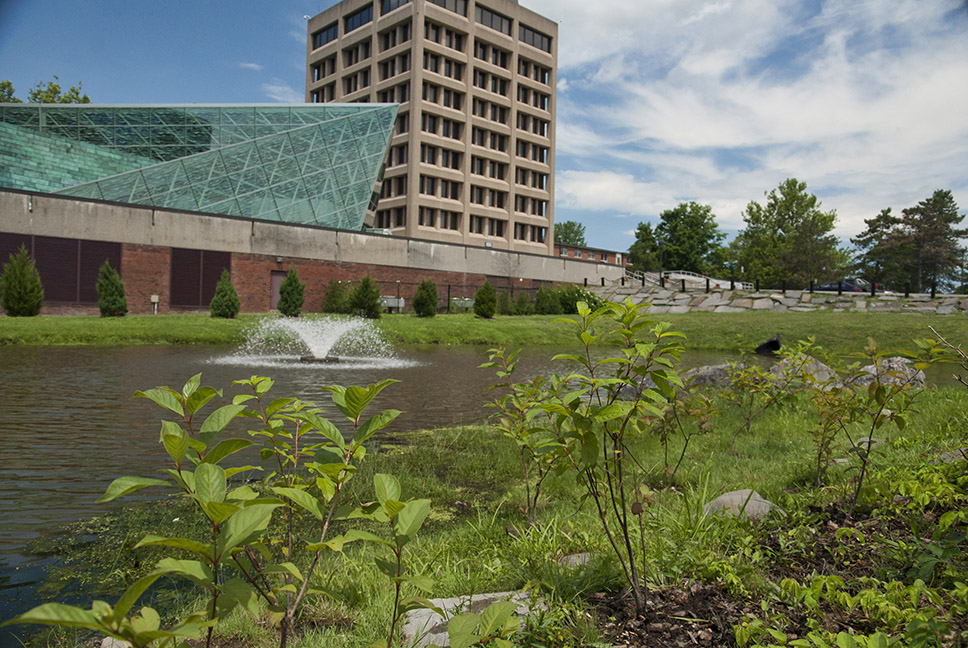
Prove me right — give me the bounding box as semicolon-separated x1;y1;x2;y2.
2;0;967;252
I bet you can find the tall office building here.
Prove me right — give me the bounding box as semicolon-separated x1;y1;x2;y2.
306;0;557;254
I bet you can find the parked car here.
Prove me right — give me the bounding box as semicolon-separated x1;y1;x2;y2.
815;277;874;292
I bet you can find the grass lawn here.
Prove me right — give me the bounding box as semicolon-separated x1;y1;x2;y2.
2;308;965;353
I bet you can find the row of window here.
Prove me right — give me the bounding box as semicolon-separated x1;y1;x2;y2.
472;97;508;124
309;83;335;103
475;5;511;36
381;0;410;15
310;56;336;82
388;143;408;166
518;58;551;86
343;40;371;67
421;113;462;140
379;52;410;81
427;0;467;16
418;207;461;230
312;23;338;49
470;185;507;209
345;5;373;33
516;85;550;111
469;215;505;237
474;39;510;69
423;51;464;81
470;155;506;180
514;195;548;217
380;174;408;198
343;69;371;94
473;69;509;97
514;167;549;190
513;223;547;243
425;20;465;52
380;21;411;51
519;25;551;53
559;247;614;262
375;206;407;228
422;82;463;110
471;125;508;152
376;81;410;103
418;175;462;200
516;113;549;137
420;143;462;170
514;139;550;163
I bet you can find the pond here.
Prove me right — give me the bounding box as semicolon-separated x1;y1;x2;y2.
0;321;951;644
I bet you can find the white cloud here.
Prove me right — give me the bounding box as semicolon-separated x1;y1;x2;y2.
522;0;968;248
239;62;264;71
261;79;303;103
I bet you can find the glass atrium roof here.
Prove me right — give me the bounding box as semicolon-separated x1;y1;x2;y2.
0;104;398;230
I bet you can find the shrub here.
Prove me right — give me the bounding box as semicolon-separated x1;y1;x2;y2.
0;244;44;317
558;285;604;313
412;279;438;317
349;275;382;319
277;268;305;317
209;269;239;318
474;281;496;318
321;280;350;314
497;290;513;315
95;260;128;317
534;286;562;315
515;291;535;315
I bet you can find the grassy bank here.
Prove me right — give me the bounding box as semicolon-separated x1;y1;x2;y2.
22;380;968;647
2;309;965;353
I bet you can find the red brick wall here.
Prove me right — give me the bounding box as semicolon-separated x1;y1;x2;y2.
122;244;171;315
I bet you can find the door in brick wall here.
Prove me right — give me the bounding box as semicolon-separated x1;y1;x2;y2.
270;271;287;310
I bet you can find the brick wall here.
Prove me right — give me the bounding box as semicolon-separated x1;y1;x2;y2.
122;244;171;315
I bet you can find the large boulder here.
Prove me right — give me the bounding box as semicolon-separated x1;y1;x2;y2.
703;489;783;520
770;355;841;388
849;356;925;388
681;363;742;389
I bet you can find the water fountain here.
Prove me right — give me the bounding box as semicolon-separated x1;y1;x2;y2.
216;315;415;370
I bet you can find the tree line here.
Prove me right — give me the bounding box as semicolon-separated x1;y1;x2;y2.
626;178;966;292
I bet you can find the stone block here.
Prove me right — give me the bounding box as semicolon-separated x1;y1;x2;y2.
732;298;753;309
752;299;772;310
714;305;746;313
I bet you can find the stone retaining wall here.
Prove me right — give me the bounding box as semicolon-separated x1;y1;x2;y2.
598;285;968;316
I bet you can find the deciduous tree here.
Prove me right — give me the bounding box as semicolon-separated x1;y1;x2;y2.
627;222;660;272
654;202;726;275
554;220;587;246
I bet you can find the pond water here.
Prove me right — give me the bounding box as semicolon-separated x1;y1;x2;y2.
0;323;953;642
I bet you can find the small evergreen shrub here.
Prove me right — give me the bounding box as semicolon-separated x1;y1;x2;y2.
95;260;128;317
321;280;350;314
0;244;44;317
558;286;604;314
474;281;496;319
497;290;513;316
349;275;382;319
277;268;305;317
209;269;240;319
412;279;438;317
515;291;535;315
534;286;562;315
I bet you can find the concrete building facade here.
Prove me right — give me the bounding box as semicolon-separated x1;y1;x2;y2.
306;0;557;255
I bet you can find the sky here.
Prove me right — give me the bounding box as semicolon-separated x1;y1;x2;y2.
1;0;966;252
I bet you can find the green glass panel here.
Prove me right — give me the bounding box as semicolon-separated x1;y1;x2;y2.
220;107;256;126
230;165;269;195
219;125;256;146
236;188;277;217
284;199;316;225
203;196;243;217
255;107;290;125
2;106;40;127
154;186;200;212
195;173;235;209
43;110;77;127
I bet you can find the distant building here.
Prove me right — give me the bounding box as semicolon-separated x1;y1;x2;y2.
554;243;626;267
306;0;558;254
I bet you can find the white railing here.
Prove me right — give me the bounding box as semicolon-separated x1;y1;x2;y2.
623;269;754;291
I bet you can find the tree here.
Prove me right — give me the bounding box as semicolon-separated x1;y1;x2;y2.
851;208;909;289
321;280;350;314
412;279;438;317
627;222;660;272
96;260;128;317
1;77;91;103
534;286;562;314
898;190;966;292
653;202;726;275
474;281;496;318
0;244;44;316
554;220;587;246
0;80;20;103
730;178;846;288
209;269;240;318
277;268;305;317
348;275;382;319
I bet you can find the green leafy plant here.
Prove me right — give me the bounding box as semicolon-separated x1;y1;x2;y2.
514;291;534;316
209;269;239;319
533;287;561;315
542;298;684;613
0;243;44;316
321;279;350;314
349;275;383;319
412;279;439;318
96;259;128;317
444;600;520;648
474;281;496;319
277;268;304;317
496;291;513;316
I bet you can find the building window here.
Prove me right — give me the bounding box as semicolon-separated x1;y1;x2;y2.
427;0;466;16
381;0;410;15
519;24;552;53
475;6;512;35
171;248;231;308
345;5;373;33
559;246;567;257
312;22;338;49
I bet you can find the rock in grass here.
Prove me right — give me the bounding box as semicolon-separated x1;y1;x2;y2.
849;356;925;388
703;489;783;520
681;363;740;388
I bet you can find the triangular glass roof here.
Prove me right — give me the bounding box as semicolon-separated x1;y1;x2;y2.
0;104;397;230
